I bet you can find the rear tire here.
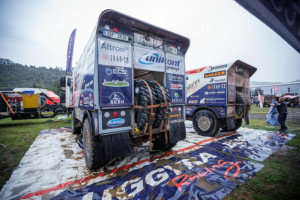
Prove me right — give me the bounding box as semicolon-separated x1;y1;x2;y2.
221;118;243;131
232;118;242;131
193;110;220;136
83;115;105;170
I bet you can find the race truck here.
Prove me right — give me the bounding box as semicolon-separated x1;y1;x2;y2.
70;9;190;169
186;60;257;136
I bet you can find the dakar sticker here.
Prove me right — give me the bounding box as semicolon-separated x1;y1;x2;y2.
102;80;129;87
204;70;226;78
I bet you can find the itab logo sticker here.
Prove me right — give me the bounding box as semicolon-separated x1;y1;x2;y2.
107;118;125;127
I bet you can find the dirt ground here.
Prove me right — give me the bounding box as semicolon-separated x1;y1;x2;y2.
249;107;300;124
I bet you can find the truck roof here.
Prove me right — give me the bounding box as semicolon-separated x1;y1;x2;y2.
97;9;190;55
186;60;257;77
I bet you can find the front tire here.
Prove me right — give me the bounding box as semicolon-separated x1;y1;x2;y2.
83;116;104;170
193;110;220;137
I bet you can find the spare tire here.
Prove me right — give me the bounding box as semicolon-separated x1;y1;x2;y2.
148;81;170;128
60;77;66;88
134;79;151;130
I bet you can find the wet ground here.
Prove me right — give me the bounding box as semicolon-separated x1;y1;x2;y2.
0;125;295;200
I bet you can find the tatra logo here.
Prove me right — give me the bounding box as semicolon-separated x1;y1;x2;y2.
101;42;128;52
138;53;181;66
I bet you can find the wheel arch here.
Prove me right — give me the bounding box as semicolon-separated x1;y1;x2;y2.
83;110;95;136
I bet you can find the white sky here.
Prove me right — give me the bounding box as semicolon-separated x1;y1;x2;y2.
0;0;299;82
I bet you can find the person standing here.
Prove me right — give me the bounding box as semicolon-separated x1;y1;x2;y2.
272;97;288;131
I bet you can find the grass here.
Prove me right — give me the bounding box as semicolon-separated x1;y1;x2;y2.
226;108;300;200
249;105;298;114
0;115;71;190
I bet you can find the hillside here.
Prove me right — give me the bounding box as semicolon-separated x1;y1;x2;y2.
0;63;65;94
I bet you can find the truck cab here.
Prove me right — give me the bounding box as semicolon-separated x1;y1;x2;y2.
186;60;257;136
70;10;190;169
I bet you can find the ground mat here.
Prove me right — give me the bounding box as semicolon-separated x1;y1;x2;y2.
0;126;294;200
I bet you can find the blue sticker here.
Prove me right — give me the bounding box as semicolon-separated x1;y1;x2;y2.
107;118;125;127
187;83;227;106
166;73;185;104
99;65;132;107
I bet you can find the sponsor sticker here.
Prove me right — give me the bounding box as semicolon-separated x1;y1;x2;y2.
98;39;132;67
107;118;125;127
204;70;226;78
187;79;200;91
109;92;125;105
105;67;127;75
210;78;226;83
208;64;227;71
102;80;129;87
188;100;197;104
133;46;165;71
169;114;181;118
168;74;184;82
165;54;185;75
171;84;183;90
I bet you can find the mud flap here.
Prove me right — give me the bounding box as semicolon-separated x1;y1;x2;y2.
169;122;186;144
100;132;131;161
226;118;236;130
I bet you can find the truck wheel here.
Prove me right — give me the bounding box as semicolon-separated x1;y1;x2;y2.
153;133;176;151
193;110;220;136
134;79;151;130
83;116;103;170
71;111;81;135
148;81;170;128
290;102;295;107
232;118;242;131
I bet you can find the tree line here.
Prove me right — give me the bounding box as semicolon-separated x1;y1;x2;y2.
0;63;65;94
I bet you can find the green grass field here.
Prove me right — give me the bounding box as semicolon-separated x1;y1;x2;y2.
0;116;71;190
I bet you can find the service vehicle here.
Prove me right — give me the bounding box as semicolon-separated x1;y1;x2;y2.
281;93;299;107
185;60;257;136
0;88;64;120
69;10;190;169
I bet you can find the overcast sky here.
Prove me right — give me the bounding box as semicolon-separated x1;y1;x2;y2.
0;0;299;82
